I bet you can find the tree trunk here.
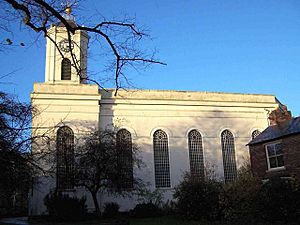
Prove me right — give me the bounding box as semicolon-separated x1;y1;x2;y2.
91;191;100;216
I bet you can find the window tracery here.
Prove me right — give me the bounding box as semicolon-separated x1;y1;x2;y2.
56;126;74;190
221;130;237;183
153;130;171;188
117;129;133;189
61;58;71;80
188;130;204;180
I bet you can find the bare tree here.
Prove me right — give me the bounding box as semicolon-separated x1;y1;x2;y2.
1;1;161;215
0;92;33;214
54;129;142;216
2;0;166;93
0;90;61;215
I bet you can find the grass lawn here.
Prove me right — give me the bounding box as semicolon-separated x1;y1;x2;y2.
4;215;295;225
26;216;222;225
130;216;300;225
130;216;221;225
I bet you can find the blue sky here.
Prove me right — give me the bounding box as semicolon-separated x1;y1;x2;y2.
1;0;300;115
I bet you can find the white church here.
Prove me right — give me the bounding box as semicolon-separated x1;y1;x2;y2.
29;15;279;215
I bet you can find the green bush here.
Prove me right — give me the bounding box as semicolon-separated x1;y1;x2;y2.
219;164;261;223
131;202;162;218
103;202;120;218
173;174;221;220
136;187;163;206
255;177;300;223
173;165;300;223
44;191;87;221
219;164;300;224
161;200;177;215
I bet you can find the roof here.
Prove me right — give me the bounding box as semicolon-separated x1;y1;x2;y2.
248;116;300;145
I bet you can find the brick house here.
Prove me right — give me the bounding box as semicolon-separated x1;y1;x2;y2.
248;107;300;181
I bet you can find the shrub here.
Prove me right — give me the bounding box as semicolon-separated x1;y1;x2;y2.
131;202;161;218
173;174;221;220
136;186;163;206
255;177;300;223
103;202;120;218
44;191;87;221
161;200;177;215
220;164;300;224
219;164;261;223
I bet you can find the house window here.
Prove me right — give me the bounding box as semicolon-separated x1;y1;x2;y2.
221;130;237;183
116;129;133;189
61;58;71;80
153;130;171;188
56;126;74;190
265;142;284;170
252;130;261;139
188;130;204;180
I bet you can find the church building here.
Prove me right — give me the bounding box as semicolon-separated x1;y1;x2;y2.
29;15;279;215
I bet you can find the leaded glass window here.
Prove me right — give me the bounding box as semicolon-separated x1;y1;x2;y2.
116;129;133;189
188;130;204;180
265;142;284;169
153;130;171;188
252;130;261;140
56;126;74;189
221;130;237;183
61;58;71;80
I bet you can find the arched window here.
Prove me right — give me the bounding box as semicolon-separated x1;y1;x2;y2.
188;130;205;180
61;58;71;80
153;130;171;188
116;129;133;189
221;130;237;183
56;126;74;189
251;130;261;140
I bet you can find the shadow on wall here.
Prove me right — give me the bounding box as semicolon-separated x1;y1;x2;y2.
99;102;261;185
30;103;264;214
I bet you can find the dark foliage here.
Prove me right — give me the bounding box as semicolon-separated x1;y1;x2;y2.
219;164;261;224
110;218;130;225
0;92;32;216
0;150;30;217
173;174;221;220
255;177;300;223
161;200;177;216
44;191;87;221
103;202;120;218
174;166;300;224
131;203;162;218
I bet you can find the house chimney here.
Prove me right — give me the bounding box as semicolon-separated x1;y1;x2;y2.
268;105;292;128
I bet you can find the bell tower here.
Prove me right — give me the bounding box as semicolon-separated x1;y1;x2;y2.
31;6;101;142
44;7;88;84
30;4;101;216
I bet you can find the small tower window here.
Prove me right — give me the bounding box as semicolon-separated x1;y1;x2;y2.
61;58;71;80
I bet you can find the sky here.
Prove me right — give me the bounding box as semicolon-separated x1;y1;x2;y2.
1;0;300;115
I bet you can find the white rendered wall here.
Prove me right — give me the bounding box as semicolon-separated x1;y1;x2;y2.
98;89;278;211
30;86;278;214
30;82;101;215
